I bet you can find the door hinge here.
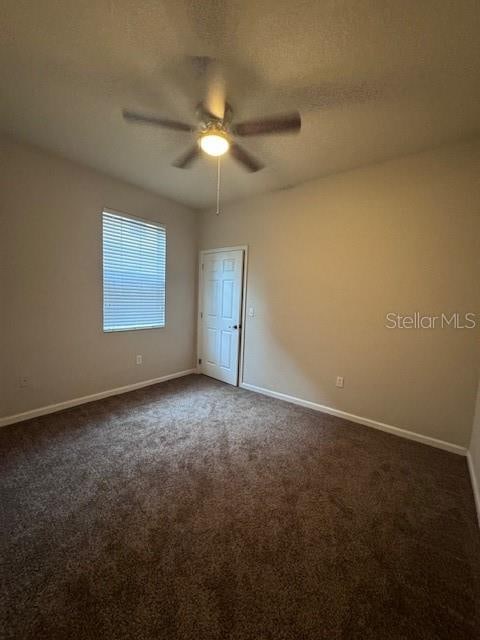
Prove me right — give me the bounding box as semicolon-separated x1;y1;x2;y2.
201;263;204;271
198;358;202;365
200;311;203;319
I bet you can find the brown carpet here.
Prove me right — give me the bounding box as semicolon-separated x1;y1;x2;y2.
1;374;479;639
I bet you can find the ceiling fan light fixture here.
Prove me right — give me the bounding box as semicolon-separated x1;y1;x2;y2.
199;132;230;157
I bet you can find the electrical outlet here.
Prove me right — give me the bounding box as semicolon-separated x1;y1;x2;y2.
136;355;143;365
19;375;30;389
248;306;255;317
336;376;344;388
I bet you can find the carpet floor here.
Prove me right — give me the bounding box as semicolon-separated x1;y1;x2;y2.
1;374;479;639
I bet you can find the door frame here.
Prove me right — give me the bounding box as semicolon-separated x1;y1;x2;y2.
197;245;248;386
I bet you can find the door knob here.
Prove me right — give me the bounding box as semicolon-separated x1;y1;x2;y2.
231;324;241;330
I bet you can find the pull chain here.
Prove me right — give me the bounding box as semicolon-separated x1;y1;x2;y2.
216;156;221;215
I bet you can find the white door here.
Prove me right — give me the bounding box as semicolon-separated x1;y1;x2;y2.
199;249;244;385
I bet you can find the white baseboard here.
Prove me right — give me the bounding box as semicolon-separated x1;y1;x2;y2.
0;368;196;428
467;452;480;527
240;382;467;456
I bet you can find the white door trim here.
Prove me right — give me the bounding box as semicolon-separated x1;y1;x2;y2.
197;246;248;386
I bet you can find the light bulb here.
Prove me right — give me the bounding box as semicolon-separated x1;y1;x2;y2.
199;133;230;157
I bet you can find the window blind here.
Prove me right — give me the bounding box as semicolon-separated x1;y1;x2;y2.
102;211;166;332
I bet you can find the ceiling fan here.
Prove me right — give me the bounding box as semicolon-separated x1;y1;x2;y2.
122;62;301;173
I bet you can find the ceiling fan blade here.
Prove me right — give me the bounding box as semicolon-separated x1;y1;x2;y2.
232;111;301;137
204;59;226;121
123;110;195;132
230;143;264;173
172;145;201;169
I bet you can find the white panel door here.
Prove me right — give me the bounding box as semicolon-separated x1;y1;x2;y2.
200;249;244;385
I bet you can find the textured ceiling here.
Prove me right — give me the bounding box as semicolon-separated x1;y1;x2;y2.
1;0;480;208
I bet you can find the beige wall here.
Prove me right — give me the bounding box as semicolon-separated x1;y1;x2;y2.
469;380;480;514
0;136;198;418
200;140;480;448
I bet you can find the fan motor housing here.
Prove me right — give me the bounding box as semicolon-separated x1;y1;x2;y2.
196;101;233;127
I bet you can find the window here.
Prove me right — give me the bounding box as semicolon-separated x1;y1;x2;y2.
102;210;166;332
